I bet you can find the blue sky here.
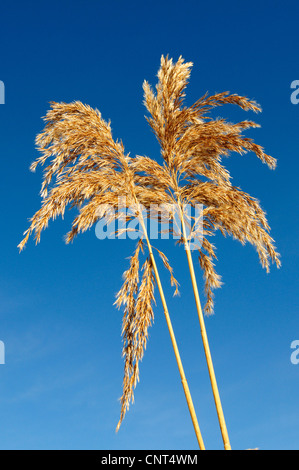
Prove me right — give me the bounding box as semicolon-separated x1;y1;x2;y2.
0;0;298;450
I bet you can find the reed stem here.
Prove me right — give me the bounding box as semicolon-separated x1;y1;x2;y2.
179;208;231;450
139;215;205;450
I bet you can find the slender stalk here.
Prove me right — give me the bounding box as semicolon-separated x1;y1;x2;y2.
179;207;231;450
138;214;205;450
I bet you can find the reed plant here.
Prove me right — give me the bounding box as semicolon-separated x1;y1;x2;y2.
136;55;280;449
18;100;205;448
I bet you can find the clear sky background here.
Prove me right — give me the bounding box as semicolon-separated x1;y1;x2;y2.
0;0;298;450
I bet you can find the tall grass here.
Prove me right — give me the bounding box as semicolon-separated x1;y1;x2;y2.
19;55;280;449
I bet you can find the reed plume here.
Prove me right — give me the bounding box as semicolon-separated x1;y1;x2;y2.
138;55;280;449
18;100;205;448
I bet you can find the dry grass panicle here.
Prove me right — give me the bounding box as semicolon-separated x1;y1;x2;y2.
18;99;178;430
140;54;280;315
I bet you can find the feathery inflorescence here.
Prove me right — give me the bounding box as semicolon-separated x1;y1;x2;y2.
140;54;280;314
18;99;176;430
115;242;156;431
